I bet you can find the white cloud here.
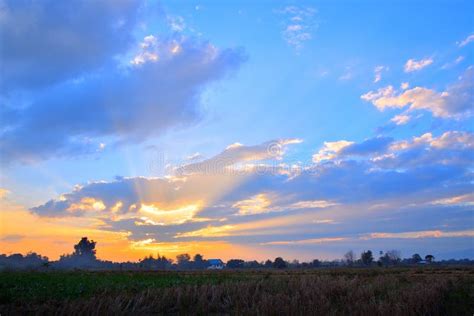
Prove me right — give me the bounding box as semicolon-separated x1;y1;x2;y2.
458;34;474;47
430;193;474;206
312;140;354;162
441;56;465;69
361;68;473;118
261;237;346;246
404;57;433;72
288;200;337;209
176;139;302;175
373;65;388;83
277;6;318;50
233;194;271;215
186;152;203;161
390;114;411;125
167;15;186;32
363;230;474;240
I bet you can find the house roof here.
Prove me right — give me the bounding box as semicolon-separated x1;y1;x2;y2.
208;259;223;265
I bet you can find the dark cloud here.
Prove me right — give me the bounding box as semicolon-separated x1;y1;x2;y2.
340;136;393;156
0;0;144;92
0;234;24;242
0;5;245;163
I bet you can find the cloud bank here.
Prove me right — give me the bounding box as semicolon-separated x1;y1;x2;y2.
0;1;245;164
32;133;473;253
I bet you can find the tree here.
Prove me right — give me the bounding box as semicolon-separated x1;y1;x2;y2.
379;250;401;266
140;254;172;270
244;260;262;269
425;254;435;263
73;237;96;258
273;257;287;269
226;259;245;269
344;250;355;265
193;254;204;262
361;250;373;266
311;259;321;268
411;253;422;264
193;254;207;269
264;259;273;268
176;253;191;269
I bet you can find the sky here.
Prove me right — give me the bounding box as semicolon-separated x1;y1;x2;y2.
0;0;473;262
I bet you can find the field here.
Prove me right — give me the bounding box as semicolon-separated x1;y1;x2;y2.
1;267;473;315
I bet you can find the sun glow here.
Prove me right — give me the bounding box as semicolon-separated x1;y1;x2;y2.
139;203;201;225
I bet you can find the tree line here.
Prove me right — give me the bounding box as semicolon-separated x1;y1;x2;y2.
0;237;472;271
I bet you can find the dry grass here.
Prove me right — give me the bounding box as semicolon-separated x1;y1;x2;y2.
1;267;473;315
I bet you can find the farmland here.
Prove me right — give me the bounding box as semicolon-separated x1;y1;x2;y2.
1;267;473;315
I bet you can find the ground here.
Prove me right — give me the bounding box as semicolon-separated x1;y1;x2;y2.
1;267;473;315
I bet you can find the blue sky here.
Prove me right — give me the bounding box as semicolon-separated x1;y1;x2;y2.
0;0;473;261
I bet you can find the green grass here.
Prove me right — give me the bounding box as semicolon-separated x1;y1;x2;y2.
1;267;473;315
0;270;247;303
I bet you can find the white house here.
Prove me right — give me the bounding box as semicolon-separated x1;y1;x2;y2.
207;259;224;269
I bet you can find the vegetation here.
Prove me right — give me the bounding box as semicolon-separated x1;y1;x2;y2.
1;238;473;314
1;267;473;314
2;237;473;272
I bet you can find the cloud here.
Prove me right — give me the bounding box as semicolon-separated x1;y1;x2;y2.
457;34;474;47
0;234;24;242
0;0;143;92
277;6;318;50
390;114;411;125
363;230;474;240
233;194;271;215
31;131;473;250
374;131;474;170
441;56;465;69
176;139;302;175
0;36;245;164
167;15;186;32
175;225;235;238
361;68;473;118
312;136;392;162
186;152;203;161
260;237;346;246
312;141;353;162
0;1;246;164
404;57;433;72
373;65;388;83
430;193;474;206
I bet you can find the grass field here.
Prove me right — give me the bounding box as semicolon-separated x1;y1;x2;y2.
1;267;473;315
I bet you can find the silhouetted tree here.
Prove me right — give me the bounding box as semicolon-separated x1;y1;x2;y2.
273;257;287;269
361;250;373;266
226;259;245;269
311;259;321;268
425;254;435;263
264;259;273;268
193;254;207;269
140;254;172;270
379;250;401;266
244;260;261;269
344;250;355;265
411;253;422;264
73;237;96;258
176;253;191;269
